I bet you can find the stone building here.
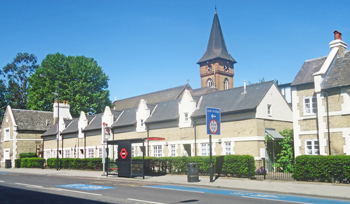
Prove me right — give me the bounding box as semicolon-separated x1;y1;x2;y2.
0;106;53;167
291;30;350;156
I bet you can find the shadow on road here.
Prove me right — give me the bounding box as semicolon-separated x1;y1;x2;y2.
0;185;111;204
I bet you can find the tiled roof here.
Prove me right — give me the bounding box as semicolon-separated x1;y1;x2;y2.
291;56;327;86
61;118;79;135
42;119;72;137
322;51;350;90
12;109;53;131
145;99;181;124
112;84;191;111
112;107;137;128
83;113;102;132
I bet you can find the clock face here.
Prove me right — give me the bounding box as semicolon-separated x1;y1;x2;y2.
224;65;229;72
207;65;212;72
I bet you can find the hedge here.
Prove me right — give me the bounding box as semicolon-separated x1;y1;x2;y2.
46;158;103;170
292;155;350;182
132;155;255;178
19;152;37;159
21;158;45;168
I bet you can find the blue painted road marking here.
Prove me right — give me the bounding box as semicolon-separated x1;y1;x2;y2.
145;185;350;204
56;184;116;191
0;172;13;174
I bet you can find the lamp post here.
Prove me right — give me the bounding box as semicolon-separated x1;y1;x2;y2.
40;74;60;171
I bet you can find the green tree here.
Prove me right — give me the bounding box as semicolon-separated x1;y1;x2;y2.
0;75;6;122
275;129;294;173
27;53;111;117
2;53;39;109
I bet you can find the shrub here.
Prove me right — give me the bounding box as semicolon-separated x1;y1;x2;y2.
292;155;350;183
46;158;103;170
19;152;37;159
15;159;21;168
21;158;45;168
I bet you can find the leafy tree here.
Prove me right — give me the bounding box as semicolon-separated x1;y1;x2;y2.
0;74;6;122
275;129;294;173
27;53;111;117
2;53;39;109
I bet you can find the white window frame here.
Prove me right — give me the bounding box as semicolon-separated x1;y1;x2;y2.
184;113;189;122
4;128;10;141
303;96;317;115
171;144;176;157
225;142;231;155
305;140;319;155
52;150;56;158
79;149;85;158
45;150;51;159
88;148;94;158
64;149;70;158
3;148;10;161
201;143;210;156
224;78;229;90
207;78;213;87
98;148;103;158
153;145;162;157
267;104;272;116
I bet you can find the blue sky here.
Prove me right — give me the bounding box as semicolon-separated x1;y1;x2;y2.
1;0;350;102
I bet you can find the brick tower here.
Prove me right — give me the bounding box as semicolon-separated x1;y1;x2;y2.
197;9;236;90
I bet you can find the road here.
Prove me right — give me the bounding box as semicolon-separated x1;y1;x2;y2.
0;172;349;204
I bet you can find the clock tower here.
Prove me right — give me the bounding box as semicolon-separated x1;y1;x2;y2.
197;9;236;91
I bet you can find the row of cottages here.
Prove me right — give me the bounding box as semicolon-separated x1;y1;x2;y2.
41;81;292;162
291;30;350;156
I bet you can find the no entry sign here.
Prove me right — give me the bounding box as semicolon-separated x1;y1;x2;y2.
206;107;221;135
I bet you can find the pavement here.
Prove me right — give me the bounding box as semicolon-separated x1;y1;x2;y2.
0;167;350;201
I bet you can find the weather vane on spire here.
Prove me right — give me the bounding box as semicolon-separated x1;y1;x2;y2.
215;0;217;13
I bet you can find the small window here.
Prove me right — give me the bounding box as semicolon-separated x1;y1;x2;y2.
98;148;103;158
304;97;317;115
267;104;272;116
140;119;144;127
305;140;319;155
88;148;94;158
64;150;70;158
225;142;231;155
207;78;213;87
153;145;162;157
171;145;176;157
184;113;188;122
224;78;229;90
201;143;211;156
4;149;10;160
4;128;10;141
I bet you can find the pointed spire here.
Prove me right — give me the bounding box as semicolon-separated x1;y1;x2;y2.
197;10;236;64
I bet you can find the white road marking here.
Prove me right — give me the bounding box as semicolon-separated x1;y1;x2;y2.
0;180;4;182
241;196;311;204
15;183;43;188
127;198;165;204
52;188;102;196
143;186;204;193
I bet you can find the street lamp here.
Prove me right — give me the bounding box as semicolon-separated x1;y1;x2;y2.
40;73;60;171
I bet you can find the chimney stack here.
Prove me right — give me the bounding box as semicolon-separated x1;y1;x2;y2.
334;30;342;40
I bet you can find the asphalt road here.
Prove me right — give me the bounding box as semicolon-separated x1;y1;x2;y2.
0;172;349;204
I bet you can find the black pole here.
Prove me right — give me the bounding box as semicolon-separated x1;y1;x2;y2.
194;121;197;156
324;92;331;155
56;80;59;171
209;134;213;182
143;140;145;179
263;158;266;180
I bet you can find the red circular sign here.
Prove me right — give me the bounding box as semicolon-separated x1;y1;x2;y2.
209;119;218;134
120;148;128;159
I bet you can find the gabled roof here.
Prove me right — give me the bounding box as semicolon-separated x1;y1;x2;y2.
61;118;79;135
145;99;181;124
11;109;53;131
83;113;102;132
291;56;327;86
42;119;72;137
112;84;191;111
112;107;138;128
192;81;274;118
197;11;236;64
191;87;218;96
322;50;350;90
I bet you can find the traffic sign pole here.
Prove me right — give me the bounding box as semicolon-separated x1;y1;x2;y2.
209;135;213;182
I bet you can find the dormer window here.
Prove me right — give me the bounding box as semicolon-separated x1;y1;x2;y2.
140;119;144;127
184;113;188;122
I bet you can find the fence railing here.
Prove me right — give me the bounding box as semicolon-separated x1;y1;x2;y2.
254;158;294;181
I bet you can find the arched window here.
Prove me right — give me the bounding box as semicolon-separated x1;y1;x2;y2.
224;78;229;90
207;78;213;87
